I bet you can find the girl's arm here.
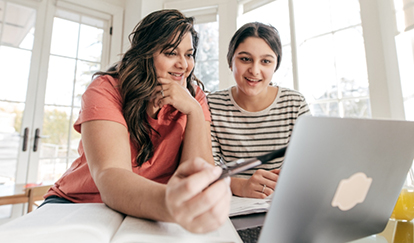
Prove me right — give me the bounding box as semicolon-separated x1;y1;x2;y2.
82;120;229;233
230;169;280;198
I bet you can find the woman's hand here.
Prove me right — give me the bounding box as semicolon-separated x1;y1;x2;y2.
165;157;231;233
151;78;200;115
232;169;280;199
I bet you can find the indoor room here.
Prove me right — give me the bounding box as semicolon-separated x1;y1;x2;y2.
1;0;414;242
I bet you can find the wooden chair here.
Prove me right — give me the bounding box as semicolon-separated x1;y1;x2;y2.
26;185;51;213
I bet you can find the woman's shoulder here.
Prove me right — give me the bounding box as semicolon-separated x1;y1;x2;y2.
82;75;122;106
89;74;119;89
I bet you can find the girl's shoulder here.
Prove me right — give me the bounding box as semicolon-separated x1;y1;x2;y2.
206;88;231;100
277;86;306;100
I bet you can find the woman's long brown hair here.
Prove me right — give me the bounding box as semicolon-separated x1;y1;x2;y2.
94;9;202;166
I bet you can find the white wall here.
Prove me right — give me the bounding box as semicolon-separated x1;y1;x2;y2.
123;0;164;53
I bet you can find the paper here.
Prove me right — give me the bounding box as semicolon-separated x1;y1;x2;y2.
0;203;242;243
0;203;124;243
229;195;272;217
111;216;241;243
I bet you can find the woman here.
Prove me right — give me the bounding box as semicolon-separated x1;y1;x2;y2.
208;22;310;199
42;9;231;233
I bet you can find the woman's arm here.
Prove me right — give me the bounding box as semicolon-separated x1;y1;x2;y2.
82;120;228;232
82;120;171;221
154;80;213;164
181;115;213;165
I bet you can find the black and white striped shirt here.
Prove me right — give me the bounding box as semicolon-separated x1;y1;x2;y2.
208;86;311;178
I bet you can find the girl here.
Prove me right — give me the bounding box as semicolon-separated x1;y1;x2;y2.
42;9;231;233
208;22;310;199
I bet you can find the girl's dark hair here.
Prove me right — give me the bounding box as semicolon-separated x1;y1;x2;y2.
227;22;282;71
94;9;201;166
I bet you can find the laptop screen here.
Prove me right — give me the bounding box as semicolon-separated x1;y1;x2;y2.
258;116;414;243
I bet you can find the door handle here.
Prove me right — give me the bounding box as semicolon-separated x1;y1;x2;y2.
33;128;48;152
22;127;29;152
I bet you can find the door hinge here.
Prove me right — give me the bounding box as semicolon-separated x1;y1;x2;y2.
110;26;113;35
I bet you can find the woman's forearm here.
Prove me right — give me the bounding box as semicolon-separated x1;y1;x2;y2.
95;167;174;222
180;104;213;164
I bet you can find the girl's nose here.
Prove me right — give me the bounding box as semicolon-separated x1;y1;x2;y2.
249;63;259;75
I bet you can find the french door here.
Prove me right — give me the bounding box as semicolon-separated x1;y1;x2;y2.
0;0;113;222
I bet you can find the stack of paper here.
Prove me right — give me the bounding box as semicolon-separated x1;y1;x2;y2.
229;196;272;217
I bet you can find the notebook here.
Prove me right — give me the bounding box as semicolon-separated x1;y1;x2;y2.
257;116;414;243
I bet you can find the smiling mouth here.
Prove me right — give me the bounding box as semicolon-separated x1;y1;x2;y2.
245;77;261;82
169;72;184;77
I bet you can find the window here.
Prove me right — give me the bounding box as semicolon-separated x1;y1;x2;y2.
194;21;219;92
295;0;370;118
0;0;37;184
39;7;108;183
238;0;370;118
238;0;293;89
394;0;414;121
399;30;414;121
0;0;121;222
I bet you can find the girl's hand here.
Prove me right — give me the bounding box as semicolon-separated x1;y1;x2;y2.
236;169;280;199
151;78;200;115
165;157;231;233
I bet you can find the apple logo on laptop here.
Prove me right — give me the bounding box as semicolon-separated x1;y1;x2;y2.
331;172;372;211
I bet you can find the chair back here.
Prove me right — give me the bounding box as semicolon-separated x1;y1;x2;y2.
27;185;51;213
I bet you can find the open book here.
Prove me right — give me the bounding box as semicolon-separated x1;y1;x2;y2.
0;203;242;243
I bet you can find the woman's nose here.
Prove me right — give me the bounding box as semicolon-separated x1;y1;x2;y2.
175;55;188;69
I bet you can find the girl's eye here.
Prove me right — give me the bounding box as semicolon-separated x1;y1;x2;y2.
165;52;176;56
186;53;194;58
262;59;271;64
240;57;250;62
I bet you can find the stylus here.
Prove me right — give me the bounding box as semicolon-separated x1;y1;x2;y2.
212;146;287;184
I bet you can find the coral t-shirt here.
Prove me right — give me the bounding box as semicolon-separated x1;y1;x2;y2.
44;75;211;203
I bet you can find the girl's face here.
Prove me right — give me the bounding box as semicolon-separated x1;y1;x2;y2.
153;32;195;87
231;37;278;97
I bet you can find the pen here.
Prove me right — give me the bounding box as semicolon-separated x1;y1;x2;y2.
213;146;287;184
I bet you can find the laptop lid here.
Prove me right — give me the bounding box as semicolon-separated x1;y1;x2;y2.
258;116;414;243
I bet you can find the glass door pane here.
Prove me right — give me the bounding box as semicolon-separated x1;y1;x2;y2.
0;1;35;184
0;0;36;219
37;9;105;184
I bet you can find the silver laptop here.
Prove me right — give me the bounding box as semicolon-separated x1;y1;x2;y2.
258;116;414;243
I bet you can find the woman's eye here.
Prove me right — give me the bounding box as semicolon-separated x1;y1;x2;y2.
240;57;250;62
263;59;271;64
165;52;176;56
186;53;194;58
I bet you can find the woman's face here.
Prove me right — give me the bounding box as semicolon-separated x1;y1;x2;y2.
231;37;278;97
153;32;195;87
